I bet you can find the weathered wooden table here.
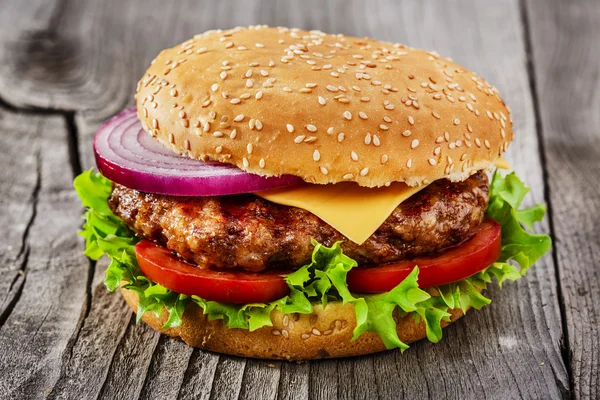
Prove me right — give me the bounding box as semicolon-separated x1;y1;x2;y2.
0;0;598;399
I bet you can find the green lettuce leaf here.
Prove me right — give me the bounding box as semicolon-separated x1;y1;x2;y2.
74;169;551;351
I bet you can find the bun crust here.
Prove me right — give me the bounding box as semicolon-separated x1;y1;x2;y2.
136;26;512;187
121;286;467;360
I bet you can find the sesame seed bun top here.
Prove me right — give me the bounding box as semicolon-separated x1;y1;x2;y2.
136;26;513;187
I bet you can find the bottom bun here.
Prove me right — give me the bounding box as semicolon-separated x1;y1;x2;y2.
121;287;468;360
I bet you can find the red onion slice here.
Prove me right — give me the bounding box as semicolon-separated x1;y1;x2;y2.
94;108;303;196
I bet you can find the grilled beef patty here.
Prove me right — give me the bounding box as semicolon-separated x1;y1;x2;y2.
109;172;489;272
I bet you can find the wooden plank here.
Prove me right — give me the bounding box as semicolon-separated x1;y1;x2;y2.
0;108;90;399
237;360;281;400
525;0;600;398
0;0;63;109
138;336;194;400
97;318;160;399
0;0;569;399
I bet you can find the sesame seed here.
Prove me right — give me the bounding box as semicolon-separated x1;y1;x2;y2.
364;133;372;145
402;130;412;137
359;112;368;120
247;143;253;154
255;91;263;100
246;79;254;88
203;122;211;132
255;120;263;130
407;159;413;168
255;42;265;48
384;104;395;110
283;87;292;92
233;114;244;122
211;84;219;92
360;167;369;176
351;151;358;161
454;118;460;125
320;166;329;175
286;124;295;133
484;139;491;149
306;82;318;88
220;71;228;80
381;154;389;164
259;158;265;168
213;131;223;137
230;98;241;104
306;124;317;132
373;135;381;146
326;85;338;92
230;129;237;139
318;96;326;105
294;135;306;143
249;119;255;129
408;116;415;125
337;133;345;142
225;42;234;48
429;158;437;166
343;111;352;120
313;149;321;162
352;85;361;91
343;173;354;179
302;333;310;340
411;139;419;149
360;97;370;102
152;119;159;129
432;112;441;119
242;157;249;168
379;124;389;131
327;127;334;135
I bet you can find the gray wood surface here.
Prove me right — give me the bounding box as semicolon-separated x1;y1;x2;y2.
0;0;597;399
525;0;600;398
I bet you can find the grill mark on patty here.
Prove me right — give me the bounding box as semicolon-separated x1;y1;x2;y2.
108;172;489;272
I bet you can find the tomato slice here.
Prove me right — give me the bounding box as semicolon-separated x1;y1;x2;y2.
135;218;501;303
135;241;291;303
346;218;502;293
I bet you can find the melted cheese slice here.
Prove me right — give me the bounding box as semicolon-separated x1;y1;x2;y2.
495;156;511;170
255;182;424;245
256;157;512;245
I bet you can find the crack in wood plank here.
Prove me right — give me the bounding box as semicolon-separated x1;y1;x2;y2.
0;147;39;329
518;1;572;398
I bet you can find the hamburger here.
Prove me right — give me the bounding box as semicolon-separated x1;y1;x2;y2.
74;26;551;360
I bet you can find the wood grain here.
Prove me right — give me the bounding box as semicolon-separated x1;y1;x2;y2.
525;0;600;398
0;0;588;399
0;108;90;399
